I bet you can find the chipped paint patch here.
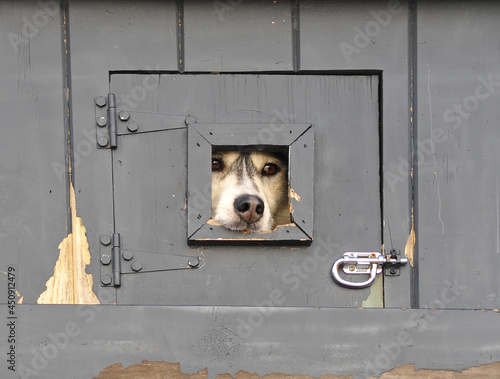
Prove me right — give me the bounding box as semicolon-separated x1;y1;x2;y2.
361;275;384;308
94;360;349;379
94;361;500;379
37;183;100;305
368;362;500;378
289;188;301;202
404;225;416;267
15;290;23;304
94;361;207;378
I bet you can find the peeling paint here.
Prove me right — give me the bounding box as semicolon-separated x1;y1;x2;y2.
37;183;100;305
289;188;300;214
94;361;500;379
93;360;349;379
15;290;23;304
404;225;416;267
361;275;384;308
367;362;500;378
289;188;301;202
94;361;207;379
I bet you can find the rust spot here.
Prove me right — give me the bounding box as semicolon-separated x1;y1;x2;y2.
404;224;416;267
37;183;100;305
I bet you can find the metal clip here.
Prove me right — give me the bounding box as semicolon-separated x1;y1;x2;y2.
331;252;408;289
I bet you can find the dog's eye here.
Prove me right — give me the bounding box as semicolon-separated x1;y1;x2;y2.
262;163;279;176
212;158;223;171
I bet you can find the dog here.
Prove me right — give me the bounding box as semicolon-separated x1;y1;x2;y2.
211;148;290;232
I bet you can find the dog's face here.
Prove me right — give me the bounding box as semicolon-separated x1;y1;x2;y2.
211;149;290;232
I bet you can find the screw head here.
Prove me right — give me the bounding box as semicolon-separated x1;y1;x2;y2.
131;261;143;272
127;121;138;133
101;255;111;265
101;275;112;285
185;115;196;126
100;235;112;246
95;96;107;107
188;257;201;268
97;136;109;147
96;116;107;127
122;250;134;261
119;110;130;121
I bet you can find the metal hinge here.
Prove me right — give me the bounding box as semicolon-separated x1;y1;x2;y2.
94;94;118;149
331;250;408;289
99;233;203;287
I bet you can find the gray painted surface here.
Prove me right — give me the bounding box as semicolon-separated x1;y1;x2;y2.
417;0;500;310
0;0;499;378
108;73;381;306
0;1;68;304
299;0;413;307
1;305;500;379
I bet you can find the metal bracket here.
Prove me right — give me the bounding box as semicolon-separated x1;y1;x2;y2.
99;233;203;287
331;251;408;289
94;93;119;149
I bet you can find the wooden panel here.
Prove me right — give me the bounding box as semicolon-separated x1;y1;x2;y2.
68;1;179;301
300;0;412;307
417;1;500;309
0;1;67;304
3;305;499;378
110;73;381;307
183;0;293;71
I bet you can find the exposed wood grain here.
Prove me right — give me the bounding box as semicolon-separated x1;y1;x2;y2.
37;183;100;304
94;361;500;379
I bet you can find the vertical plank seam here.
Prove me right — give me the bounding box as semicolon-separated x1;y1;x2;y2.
291;0;300;72
408;0;419;308
177;0;185;72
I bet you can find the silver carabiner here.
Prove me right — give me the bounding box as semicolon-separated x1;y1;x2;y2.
331;252;385;289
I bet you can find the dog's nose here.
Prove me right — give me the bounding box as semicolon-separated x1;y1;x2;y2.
234;195;264;224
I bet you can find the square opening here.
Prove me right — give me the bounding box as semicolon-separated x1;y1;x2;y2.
187;122;313;245
211;145;291;232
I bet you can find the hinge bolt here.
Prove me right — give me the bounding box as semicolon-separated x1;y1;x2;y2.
119;110;130;121
127;121;139;133
100;235;112;246
188;257;201;268
95;96;107;107
96;116;107;127
101;255;111;265
97;136;109;147
122;251;134;261
101;275;112;285
131;261;143;272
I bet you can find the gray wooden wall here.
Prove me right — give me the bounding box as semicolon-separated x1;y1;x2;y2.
1;1;499;378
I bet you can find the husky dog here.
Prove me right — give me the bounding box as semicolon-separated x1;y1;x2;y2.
211;149;290;232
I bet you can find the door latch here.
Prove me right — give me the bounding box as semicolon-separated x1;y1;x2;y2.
331;251;408;289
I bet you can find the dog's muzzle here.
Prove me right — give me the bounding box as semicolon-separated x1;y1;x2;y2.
233;195;264;224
